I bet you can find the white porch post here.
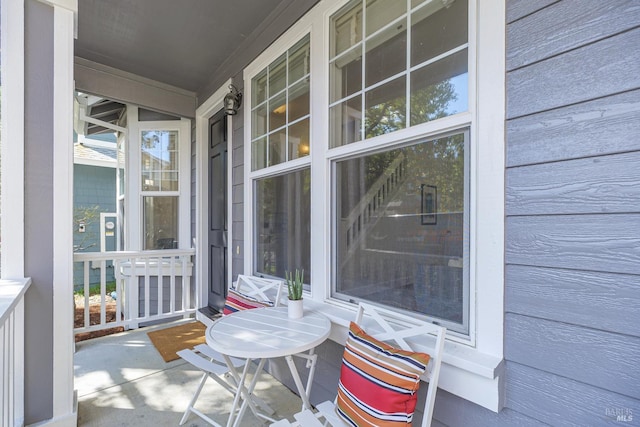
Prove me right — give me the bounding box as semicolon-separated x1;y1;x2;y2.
51;0;78;423
1;0;26;279
1;1;26;426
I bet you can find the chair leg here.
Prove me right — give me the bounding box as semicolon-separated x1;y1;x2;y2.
180;371;209;425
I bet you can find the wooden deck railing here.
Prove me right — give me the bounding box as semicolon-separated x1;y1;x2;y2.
73;249;196;334
0;278;31;427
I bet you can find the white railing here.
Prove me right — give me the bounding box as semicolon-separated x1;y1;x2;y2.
0;277;31;427
73;249;196;334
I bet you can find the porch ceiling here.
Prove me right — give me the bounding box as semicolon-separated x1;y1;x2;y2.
75;0;290;94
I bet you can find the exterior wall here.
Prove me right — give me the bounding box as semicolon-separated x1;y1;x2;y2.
73;164;117;288
230;75;245;281
193;0;640;425
503;1;640;425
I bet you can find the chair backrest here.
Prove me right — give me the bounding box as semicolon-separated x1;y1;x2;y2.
354;302;446;427
234;275;284;307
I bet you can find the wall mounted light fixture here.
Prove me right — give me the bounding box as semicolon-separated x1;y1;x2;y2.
224;84;243;115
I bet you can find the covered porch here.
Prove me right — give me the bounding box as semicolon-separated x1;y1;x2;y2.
73;319;304;426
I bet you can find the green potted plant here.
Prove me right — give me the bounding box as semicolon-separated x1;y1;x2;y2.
285;268;304;319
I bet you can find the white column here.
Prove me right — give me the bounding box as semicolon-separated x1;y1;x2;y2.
1;0;25;279
51;0;79;424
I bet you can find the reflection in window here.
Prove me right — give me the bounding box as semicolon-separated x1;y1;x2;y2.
251;35;311;170
255;169;311;281
143;196;178;250
141;130;179;191
330;0;468;147
334;132;469;332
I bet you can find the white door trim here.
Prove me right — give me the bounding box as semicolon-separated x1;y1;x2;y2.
195;80;233;311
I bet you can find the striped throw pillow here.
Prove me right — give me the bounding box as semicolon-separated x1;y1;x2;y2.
222;287;273;315
336;322;431;426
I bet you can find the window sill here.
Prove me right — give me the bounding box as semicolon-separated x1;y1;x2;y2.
305;298;504;412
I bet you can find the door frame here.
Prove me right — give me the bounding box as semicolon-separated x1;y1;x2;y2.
195;79;234;311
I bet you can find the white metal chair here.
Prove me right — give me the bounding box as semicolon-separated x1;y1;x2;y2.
271;302;446;427
177;275;284;426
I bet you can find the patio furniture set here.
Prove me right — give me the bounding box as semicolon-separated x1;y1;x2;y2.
178;275;446;427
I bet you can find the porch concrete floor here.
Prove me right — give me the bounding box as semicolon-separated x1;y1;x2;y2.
74;320;303;426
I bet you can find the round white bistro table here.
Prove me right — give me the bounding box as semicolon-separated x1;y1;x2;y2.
205;306;331;427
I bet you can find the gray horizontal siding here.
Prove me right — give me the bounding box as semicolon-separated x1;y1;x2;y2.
506;363;640;427
506;214;640;275
434;389;548;427
507;89;640;167
506;265;640;338
505;2;640;426
506;314;640;399
506;151;640;215
506;0;558;24
507;27;640;119
507;1;640;70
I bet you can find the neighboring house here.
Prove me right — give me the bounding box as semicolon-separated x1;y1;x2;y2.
1;1;638;426
73;135;118;289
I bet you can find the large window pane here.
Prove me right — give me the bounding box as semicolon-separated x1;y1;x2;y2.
289;38;310;84
255;169;311;281
251;35;311;169
330;50;362;103
366;0;406;36
331;1;363;57
411;0;468;67
141;130;179;191
330;95;362;148
364;24;406;87
143;196;178;250
334;132;468;330
410;49;468;125
288;78;310;122
289;118;310;160
330;0;468;148
268;129;287;166
365;77;406;138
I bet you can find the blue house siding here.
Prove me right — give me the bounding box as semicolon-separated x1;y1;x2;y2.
73;163;117;289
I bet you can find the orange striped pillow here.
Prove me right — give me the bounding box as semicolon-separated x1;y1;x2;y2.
336;322;431;426
222;287;272;315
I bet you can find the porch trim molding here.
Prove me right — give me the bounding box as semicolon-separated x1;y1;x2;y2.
74;57;197;119
52;3;77;425
1;0;25;278
194;79;233;313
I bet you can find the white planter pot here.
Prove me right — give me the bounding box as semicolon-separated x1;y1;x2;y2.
288;299;304;319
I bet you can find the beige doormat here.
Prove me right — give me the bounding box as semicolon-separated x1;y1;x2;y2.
147;321;207;362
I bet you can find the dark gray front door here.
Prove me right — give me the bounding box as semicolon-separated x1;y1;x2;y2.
208;110;227;309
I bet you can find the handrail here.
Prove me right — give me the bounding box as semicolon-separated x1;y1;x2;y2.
0;277;31;427
0;277;31;325
72;249;197;334
73;248;195;262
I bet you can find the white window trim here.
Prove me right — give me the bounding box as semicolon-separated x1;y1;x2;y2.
243;0;505;412
126;106;191;251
